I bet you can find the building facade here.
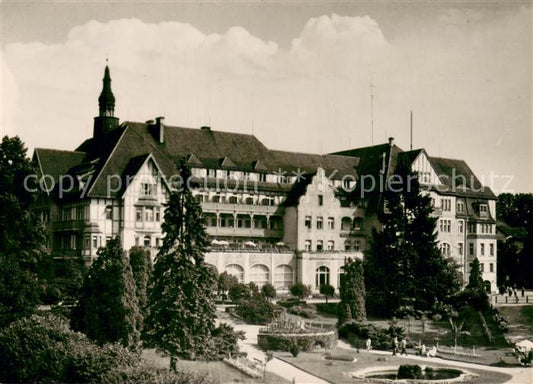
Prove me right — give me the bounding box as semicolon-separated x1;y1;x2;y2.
33;66;498;293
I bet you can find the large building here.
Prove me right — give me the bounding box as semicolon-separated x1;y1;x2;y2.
33;66;499;293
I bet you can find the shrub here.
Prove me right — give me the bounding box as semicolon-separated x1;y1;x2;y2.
288;304;317;319
316;303;338;316
0;313;212;384
289;283;311;302
235;295;276;324
338;321;402;350
261;283;277;299
397;365;422;379
290;342;300;357
258;331;336;352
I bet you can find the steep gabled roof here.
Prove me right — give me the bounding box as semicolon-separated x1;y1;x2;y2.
428;156;496;198
33;149;87;192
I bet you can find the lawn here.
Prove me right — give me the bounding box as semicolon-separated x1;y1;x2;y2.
276;348;513;384
142;349;290;384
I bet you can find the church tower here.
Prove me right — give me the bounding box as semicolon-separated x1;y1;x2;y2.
93;65;119;152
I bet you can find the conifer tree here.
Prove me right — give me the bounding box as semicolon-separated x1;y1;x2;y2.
338;258;366;325
71;238;141;350
129;246;152;329
144;159;227;364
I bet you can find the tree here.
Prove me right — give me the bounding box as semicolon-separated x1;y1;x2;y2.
289;283;311;303
464;258;490;311
433;301;465;348
144;159;238;364
261;283;277;299
71;238;141;350
365;161;461;315
128;246;153;329
0;136;46;327
218;271;238;300
338;258;366;325
319;284;335;304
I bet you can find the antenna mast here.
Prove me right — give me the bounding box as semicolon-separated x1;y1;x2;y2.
410;110;413;150
370;73;375;145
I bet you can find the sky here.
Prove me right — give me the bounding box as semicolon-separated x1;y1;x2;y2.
1;1;531;193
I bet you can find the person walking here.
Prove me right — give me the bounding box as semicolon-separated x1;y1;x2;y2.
392;337;398;355
400;338;408;355
366;338;372;351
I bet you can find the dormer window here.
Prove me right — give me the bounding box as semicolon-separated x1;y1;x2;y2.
480;204;488;217
206;169;216;178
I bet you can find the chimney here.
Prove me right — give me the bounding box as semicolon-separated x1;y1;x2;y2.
388;137;394;146
201;126;211;131
155;116;164;144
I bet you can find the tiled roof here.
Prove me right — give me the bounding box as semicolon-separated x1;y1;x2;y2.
33;149;87;193
428;156;496;198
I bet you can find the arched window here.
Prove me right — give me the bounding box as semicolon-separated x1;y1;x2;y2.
225;264;244;283
250;264;270;288
315;266;330;288
274;265;293;289
440;242;451;256
341;217;352;230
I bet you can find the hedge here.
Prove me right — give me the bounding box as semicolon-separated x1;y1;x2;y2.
257;330;336;352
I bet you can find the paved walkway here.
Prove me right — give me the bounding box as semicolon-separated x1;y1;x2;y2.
230;322;330;383
338;340;532;384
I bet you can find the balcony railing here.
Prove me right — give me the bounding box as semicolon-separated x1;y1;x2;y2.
201;202;282;215
206;227;282;238
52;220;88;232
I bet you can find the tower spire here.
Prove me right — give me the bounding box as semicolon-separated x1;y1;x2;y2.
98;65;115;117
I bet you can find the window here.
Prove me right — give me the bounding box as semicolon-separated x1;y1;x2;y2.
469;243;474;255
70;234;77;250
63;207;72;221
143;235;151;247
250;264;269;288
480;263;484;273
480;243;485;256
344;240;351;251
316;240;323;252
225;264;244;283
259;173;267;182
155;238;160;248
490;243;494;256
305;216;312;229
155;207;161;222
105;206;113;220
439;219;451;233
458;221;464;233
441;199;451;211
315;266;330;288
228;195;238;204
328;217;335;230
327;240;334;251
479;204;488;217
469;223;476;233
304;240;312;251
92;235;98;248
226;170;232;178
458;243;463;256
141;183;156;196
353;218;363;230
318;195;323;206
195;194;204;202
317;216;323;230
337;268;345;289
489;263;494;273
206;169;216;177
457;201;465;213
353;240;361;251
274;265;293;289
76;206;84;220
145;208;154;222
245;196;254;205
440;243;451;256
343;179;353;189
341;217;352;230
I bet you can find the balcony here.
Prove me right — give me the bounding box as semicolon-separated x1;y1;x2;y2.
206;227;282;238
201;202;282;215
52;220;88;232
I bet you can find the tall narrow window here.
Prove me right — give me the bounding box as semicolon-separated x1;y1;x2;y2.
327;217;335;230
490;244;494;256
318;195;323;206
316;217;323;230
305;216;312;229
304;240;312;251
316;240;323;252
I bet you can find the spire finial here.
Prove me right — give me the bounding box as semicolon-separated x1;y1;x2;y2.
98;64;115;117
